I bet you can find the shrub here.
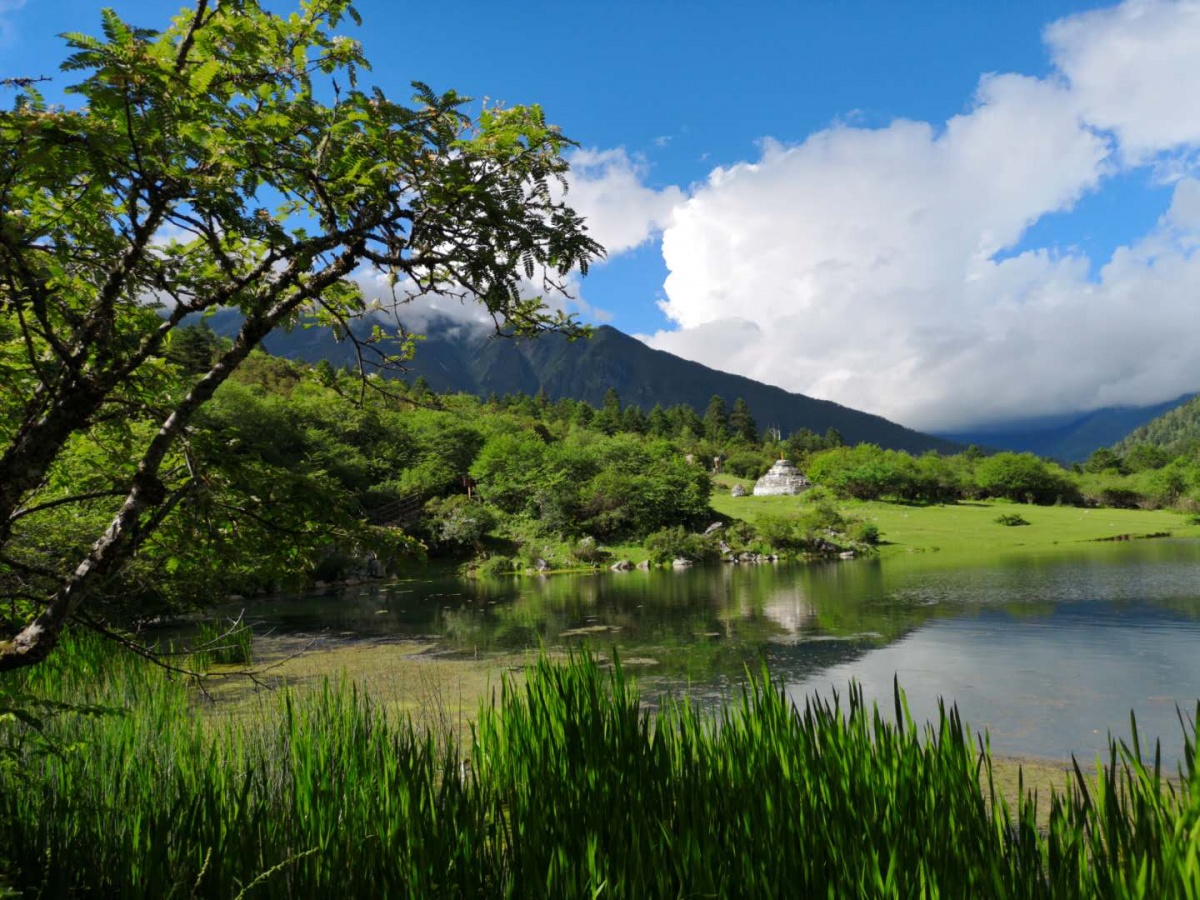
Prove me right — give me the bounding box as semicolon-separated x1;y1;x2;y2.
423;495;496;549
754;515;803;552
994;513;1029;527
475;555;518;578
849;521;881;545
723;450;771;479
643;526;720;564
569;536;608;565
799;485;836;505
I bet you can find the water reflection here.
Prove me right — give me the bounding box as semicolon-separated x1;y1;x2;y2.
230;539;1200;764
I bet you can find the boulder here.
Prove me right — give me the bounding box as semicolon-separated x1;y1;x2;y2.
704;521;725;535
730;484;747;497
671;557;693;569
636;560;651;570
610;559;634;571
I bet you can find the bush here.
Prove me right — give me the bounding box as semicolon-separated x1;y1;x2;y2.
723;450;771;479
799;485;836;505
569;536;608;565
475;555;518;578
422;495;496;549
994;513;1029;527
643;526;720;564
849;521;881;545
754;515;803;552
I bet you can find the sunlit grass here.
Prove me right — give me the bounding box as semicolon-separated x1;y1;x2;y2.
711;482;1200;559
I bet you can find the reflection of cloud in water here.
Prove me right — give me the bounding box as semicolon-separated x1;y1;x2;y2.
761;585;816;638
786;602;1200;767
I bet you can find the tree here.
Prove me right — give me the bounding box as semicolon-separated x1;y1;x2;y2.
1084;448;1125;474
0;0;602;670
620;404;648;434
974;452;1074;504
593;388;621;435
728;397;758;443
703;395;728;443
646;403;670;437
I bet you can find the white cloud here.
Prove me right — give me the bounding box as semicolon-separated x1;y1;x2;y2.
356;264;608;339
1047;0;1200;165
635;0;1200;430
558;148;683;257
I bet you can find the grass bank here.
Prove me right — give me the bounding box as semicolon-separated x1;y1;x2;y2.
2;636;1198;897
711;481;1200;560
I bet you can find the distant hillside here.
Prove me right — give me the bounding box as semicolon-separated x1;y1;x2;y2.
935;394;1196;462
209;312;961;455
1113;394;1200;456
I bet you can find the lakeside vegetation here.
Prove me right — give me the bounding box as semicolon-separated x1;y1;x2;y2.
10;333;1200;641
712;485;1200;559
2;636;1198;897
3;1;1200;894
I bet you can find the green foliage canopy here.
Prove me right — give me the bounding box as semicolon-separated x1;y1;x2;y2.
0;0;602;669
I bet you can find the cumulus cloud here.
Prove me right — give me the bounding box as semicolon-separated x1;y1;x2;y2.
558;147;683;256
1046;0;1200;166
355;265;606;340
349;145;680;338
639;0;1200;430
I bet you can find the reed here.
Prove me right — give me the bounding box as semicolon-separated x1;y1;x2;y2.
190;616;254;670
0;636;1197;897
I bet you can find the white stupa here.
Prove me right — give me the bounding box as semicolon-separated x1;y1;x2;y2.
752;458;810;496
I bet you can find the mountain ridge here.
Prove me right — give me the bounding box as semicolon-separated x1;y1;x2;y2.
210;312;961;455
934;393;1197;462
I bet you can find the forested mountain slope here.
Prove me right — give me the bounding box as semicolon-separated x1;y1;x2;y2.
934;394;1195;462
1114;394;1200;456
210;312;961;455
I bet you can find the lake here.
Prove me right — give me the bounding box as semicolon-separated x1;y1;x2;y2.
227;539;1200;766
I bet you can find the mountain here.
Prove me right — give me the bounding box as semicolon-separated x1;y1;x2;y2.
934;394;1196;463
1113;394;1200;456
209;312;961;454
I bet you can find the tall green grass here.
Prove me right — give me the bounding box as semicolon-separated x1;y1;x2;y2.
190;616;254;670
0;636;1197;897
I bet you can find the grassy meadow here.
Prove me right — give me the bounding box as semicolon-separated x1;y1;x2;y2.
711;476;1200;560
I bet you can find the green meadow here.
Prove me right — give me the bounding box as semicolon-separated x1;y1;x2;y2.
711;477;1200;560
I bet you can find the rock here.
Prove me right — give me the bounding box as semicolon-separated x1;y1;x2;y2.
610;559;634;571
636;559;651;570
314;580;328;589
839;550;856;559
718;541;731;553
534;557;549;571
704;521;725;535
671;557;693;569
738;552;757;563
730;484;747;498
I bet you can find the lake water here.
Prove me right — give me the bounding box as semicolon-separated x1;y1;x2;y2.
231;539;1200;766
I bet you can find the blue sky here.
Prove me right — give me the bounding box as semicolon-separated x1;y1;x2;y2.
4;0;1200;429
